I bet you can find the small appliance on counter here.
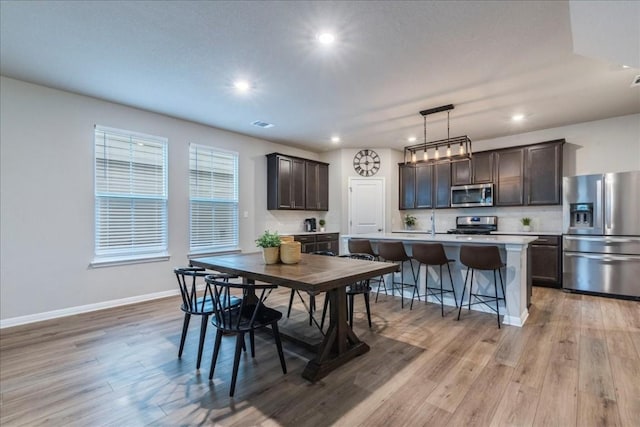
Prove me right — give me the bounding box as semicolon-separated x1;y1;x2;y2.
304;218;317;232
563;171;640;300
446;216;498;234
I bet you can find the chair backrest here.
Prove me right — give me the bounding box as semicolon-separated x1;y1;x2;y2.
348;239;375;256
377;241;409;262
459;245;504;270
411;243;448;266
205;277;278;333
174;266;212;315
310;250;335;256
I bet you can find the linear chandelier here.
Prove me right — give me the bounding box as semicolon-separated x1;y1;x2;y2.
404;104;472;164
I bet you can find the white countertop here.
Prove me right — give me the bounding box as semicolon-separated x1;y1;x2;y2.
344;232;537;245
281;231;340;236
491;231;562;236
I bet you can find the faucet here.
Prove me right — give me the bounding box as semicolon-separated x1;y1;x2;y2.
430;208;436;237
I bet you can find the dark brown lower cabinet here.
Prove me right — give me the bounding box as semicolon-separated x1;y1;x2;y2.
293;233;339;254
531;235;561;287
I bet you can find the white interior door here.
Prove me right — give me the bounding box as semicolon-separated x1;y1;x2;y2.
349;178;385;234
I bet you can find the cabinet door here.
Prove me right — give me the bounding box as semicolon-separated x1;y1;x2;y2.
472;152;494;184
526;142;562;205
399;164;416;209
276;156;293;209
305;162;319;210
291;158;306;209
451;159;472;186
434;162;451;208
317;163;329;211
415;163;433;208
495;148;524;206
531;244;560;285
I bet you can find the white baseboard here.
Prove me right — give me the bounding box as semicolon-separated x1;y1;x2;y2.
0;289;180;329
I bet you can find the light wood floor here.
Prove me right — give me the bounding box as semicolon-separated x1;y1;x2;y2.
1;286;639;426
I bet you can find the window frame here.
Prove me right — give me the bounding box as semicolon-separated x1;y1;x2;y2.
188;143;240;255
91;125;169;267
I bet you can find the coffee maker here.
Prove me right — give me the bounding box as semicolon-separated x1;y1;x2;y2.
304;218;317;232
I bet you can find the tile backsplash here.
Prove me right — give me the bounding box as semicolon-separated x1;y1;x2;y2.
398;205;563;233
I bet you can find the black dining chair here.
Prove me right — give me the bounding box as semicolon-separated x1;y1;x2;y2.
286;250;335;330
206;276;287;397
174;267;239;369
348;239;388;302
319;253;375;330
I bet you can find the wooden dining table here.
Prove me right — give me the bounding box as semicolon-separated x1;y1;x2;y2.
190;252;399;382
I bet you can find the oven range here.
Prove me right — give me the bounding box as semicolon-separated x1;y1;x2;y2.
447;216;498;235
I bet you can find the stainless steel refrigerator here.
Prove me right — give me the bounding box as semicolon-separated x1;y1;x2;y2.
563;171;640;300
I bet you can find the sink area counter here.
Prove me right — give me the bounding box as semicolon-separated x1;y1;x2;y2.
341;233;536;327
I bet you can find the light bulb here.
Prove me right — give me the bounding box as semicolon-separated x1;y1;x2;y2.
434;147;440;160
411;152;417;163
446;145;451;157
459;143;465;155
423;150;428;161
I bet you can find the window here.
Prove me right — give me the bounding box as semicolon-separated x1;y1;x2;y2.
94;126;168;263
189;144;239;253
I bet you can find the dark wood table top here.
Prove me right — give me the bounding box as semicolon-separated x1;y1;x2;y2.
190;252;398;292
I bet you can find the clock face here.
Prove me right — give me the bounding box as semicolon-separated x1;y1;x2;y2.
353;149;381;177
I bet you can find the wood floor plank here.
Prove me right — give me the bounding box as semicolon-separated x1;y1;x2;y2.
1;287;639;426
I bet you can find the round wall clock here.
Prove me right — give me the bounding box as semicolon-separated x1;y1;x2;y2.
353;149;381;177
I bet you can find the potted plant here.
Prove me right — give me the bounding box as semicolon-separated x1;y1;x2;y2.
255;230;281;264
318;219;326;232
521;217;532;232
404;214;417;230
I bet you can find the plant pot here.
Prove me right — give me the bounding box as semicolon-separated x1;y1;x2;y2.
319;227;326;232
262;247;280;264
522;225;531;232
280;241;301;264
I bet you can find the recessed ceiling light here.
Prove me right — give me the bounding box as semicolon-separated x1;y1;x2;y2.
317;32;336;45
233;80;251;92
408;136;417;142
622;65;631;69
511;114;525;122
331;136;340;143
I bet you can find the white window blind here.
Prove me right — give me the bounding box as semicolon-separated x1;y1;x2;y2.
189;144;239;252
94;126;168;261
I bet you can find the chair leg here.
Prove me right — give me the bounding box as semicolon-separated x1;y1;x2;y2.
494;270;501;329
249;330;255;357
271;322;287;374
468;269;475;310
447;263;458;308
287;289;295;318
209;329;223;380
178;313;191;358
457;267;470;321
375;274;387;303
309;294;316;326
229;332;245;397
400;261;405;309
410;262;421;310
196;315;208;369
439;265;445;317
320;293;330;331
348;294;355;328
364;293;372;328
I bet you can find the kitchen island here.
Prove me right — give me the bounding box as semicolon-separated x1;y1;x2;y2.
341;233;538;327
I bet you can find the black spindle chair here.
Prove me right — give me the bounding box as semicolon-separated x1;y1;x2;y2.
206;277;287;397
174;267;239;369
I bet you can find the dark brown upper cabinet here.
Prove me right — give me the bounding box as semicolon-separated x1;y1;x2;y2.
267;153;329;211
451;151;494;186
495;147;525;206
434;162;451;208
399;164;417;209
525;140;563;205
399;161;450;209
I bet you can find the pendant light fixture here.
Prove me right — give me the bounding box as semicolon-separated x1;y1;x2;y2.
403;104;472;164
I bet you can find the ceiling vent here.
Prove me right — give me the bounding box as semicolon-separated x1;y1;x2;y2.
251;120;274;128
631;75;640;88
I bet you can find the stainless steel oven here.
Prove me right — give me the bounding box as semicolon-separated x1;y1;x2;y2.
450;183;493;208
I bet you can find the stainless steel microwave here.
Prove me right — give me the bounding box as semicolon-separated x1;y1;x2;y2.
450;183;494;208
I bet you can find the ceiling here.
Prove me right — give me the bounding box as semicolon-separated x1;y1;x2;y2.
1;1;638;152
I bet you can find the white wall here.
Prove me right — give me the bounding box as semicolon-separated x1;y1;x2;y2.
0;77;321;322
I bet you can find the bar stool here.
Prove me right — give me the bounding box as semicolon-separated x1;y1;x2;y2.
410;243;458;315
348;238;388;302
457;245;506;328
377;241;417;309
